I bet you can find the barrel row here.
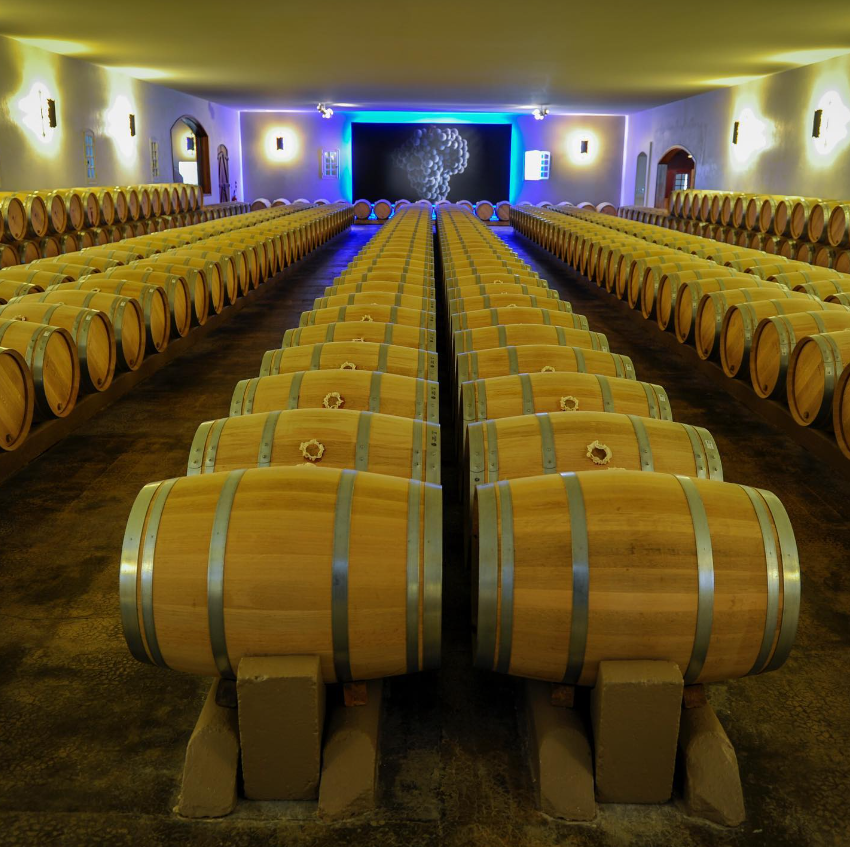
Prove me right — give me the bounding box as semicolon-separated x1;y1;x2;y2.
120;202;443;685
513;202;850;457
0;202;353;452
453;203;800;687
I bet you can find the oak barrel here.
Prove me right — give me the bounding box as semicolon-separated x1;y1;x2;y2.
300;305;434;332
454;324;608;355
283;323;436;353
0;347;35;449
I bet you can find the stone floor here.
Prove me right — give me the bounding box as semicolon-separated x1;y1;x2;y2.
0;225;848;847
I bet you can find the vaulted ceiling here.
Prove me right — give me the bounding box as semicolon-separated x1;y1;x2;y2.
3;0;850;112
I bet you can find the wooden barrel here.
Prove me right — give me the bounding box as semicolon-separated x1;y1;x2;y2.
496;201;511;221
673;278;785;342
374;200;392;220
188;408;440;483
100;269;193;338
283;322;435;353
0;301;115;392
461;372;671;427
793;278;850;300
40;192;68;234
448;283;558;303
448;272;546;291
31;257;117;277
21;289;145;371
472;471;799;684
476;201;495;221
750;311;850;398
454;323;608;355
119;465;441;680
833;363;850;457
0;244;19;267
325;281;436;299
314;292;435;313
787;329;850;426
640;262;717;319
0;318;79;417
39;236;62;258
0;279;45;303
807;201;836;243
260;342;437;382
53;278;170;353
172;249;240;303
695;289;818;360
0;346;35;449
231;371;439;423
0;195;27;242
202;242;256;292
59;234;79;254
300;305;434;332
827;204;850;248
451;308;588;335
448;293;569;318
142;258;223;316
353;200;372;220
465;412;722;516
56;191;86;232
720;300;849;377
455;345;634;387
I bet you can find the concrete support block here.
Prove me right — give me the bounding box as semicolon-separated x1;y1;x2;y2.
318;680;383;820
524;681;595;820
591;660;683;804
177;681;239;818
237;655;325;801
679;704;746;827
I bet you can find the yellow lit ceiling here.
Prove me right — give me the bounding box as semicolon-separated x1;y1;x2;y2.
3;0;850;112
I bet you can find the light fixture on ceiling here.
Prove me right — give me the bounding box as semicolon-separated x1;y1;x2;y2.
317;103;334;119
532;107;549;121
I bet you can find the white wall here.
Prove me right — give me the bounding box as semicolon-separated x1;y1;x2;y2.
0;35;242;200
622;53;850;207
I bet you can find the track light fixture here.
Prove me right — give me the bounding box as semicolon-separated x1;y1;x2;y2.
317;103;334;119
533;107;549;121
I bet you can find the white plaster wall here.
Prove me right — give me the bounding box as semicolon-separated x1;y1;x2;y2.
0;35;242;200
622;53;850;207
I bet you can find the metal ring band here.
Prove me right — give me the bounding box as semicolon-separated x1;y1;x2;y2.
740;485;781;676
425;422;440;484
475;379;487;422
656;385;672;420
536;413;558;471
310;343;323;370
31;329;53;415
682;423;708;478
639;380;659;418
519;373;535;414
467;422;485;479
230;379;250;416
282;328;295;347
627;414;654;471
622;355;636;380
485;419;500;482
507;346;519;375
497;325;507;348
561;473;589;685
675;475;715;684
259;350;273;377
202;418;228;474
257;410;281;467
495;481;515;674
555;326;568;346
474;483;499;670
187;420;215;475
696;426;723;480
426;381;439;424
119;481;162;664
811;334;841;424
405;480;422;673
286;371;305;410
410;417;424;479
331;468;357;682
462;382;475;424
758;489;801;673
596;374;615;412
572;346;587;373
369;370;382;413
140;476;179;669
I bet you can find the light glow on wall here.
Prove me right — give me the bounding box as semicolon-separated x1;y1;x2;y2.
105;94;138;160
13;37;88;55
813;90;850;156
731;107;771;166
566;129;598;165
18;82;56;144
264;126;300;162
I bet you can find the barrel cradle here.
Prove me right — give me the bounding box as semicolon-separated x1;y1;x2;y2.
260;342;438;382
231;370;440;424
188;408;440;484
119;465;442;682
472;471;799;685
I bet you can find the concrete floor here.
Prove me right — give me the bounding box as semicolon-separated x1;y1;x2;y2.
0;226;848;847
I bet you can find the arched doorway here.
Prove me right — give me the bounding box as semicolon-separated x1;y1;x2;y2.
217;144;230;202
170;116;211;196
634;152;648;206
654;146;695;209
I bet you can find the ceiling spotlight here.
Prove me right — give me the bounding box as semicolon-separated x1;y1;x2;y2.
317;103;334;119
533;107;549;121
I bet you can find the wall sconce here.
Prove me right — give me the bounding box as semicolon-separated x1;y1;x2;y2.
186;136;195;151
18;83;56;142
580;139;589;155
812;91;850;155
732;121;740;144
129;114;136;137
276;136;284;151
731;107;769;164
532;107;549;121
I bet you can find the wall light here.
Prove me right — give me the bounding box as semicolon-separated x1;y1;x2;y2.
812;90;850;155
532;107;549;121
105;94;137;159
265;126;300;162
317;103;334;119
18;82;56;142
731;107;769;164
129;114;136;137
566;129;598;165
186;136;195;151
